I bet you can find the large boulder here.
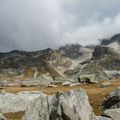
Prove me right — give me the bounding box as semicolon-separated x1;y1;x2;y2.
104;70;120;79
0;91;42;113
74;63;108;83
0;113;7;120
78;74;97;84
23;93;49;120
22;73;54;87
23;90;97;120
102;87;120;109
101;87;120;120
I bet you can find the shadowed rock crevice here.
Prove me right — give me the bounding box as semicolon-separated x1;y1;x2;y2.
61;105;71;120
102;96;120;109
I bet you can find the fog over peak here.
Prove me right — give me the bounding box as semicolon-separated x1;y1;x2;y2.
0;0;120;52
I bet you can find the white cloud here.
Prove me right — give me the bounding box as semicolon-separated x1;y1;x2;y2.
61;14;120;46
0;0;120;51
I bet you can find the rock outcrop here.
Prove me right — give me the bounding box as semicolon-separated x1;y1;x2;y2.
92;45;113;60
0;91;42;113
102;87;120;109
101;34;120;45
0;48;63;80
59;44;82;59
22;73;54;87
0;90;118;120
101;87;120;120
0;73;54;87
23;90;97;120
104;70;120;79
78;74;97;83
101;34;120;54
73;63;108;83
0;113;7;120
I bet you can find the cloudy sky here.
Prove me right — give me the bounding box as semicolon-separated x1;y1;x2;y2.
0;0;120;51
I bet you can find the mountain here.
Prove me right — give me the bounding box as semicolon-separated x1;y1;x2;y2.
0;34;120;120
92;45;114;60
0;34;119;86
101;34;120;45
59;43;83;58
100;34;120;54
0;48;63;79
63;34;120;83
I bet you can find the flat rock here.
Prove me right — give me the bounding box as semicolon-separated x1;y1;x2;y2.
48;85;58;88
101;82;112;87
69;83;81;87
62;81;72;86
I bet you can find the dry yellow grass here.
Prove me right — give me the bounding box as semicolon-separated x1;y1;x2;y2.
3;79;120;120
24;66;34;78
4;112;24;120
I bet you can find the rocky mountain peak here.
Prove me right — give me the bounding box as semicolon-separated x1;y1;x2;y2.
92;45;112;60
59;43;83;58
101;34;120;45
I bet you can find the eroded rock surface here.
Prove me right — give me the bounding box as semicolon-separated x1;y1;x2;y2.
22;73;54;87
0;91;42;113
103;108;120;120
92;45;113;60
23;90;96;120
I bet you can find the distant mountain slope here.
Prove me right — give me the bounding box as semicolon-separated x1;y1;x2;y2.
59;43;83;58
101;34;120;45
100;34;120;54
0;34;120;82
0;48;63;78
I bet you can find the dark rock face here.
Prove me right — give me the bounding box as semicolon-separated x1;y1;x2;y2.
0;48;62;62
102;87;120;110
101;34;120;45
59;44;82;59
92;45;113;60
102;96;120;109
101;87;120;120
